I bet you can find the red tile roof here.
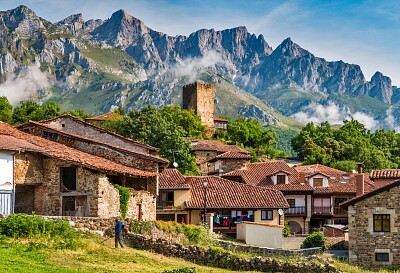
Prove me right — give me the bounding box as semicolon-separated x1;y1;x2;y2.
159;169;190;189
0;135;44;153
209;151;253;161
185;176;289;209
295;164;347;176
190;139;249;154
311;174;375;194
341;179;400;208
0;122;156;177
85;112;124;121
223;161;301;187
19;121;168;164
37;114;159;152
213;117;228;122
370;169;400;179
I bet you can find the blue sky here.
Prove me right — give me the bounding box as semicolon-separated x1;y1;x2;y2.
2;0;400;85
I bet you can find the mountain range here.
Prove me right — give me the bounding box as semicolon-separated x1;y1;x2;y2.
0;5;399;130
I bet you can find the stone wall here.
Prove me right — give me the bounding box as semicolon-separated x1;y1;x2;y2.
347;185;400;266
326;237;348;250
218;159;249;175
123;234;335;273
14;152;44;185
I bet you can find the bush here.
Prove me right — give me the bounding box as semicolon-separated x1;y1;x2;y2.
0;214;85;250
162;268;196;273
301;232;326;250
283;222;291;237
113;184;131;219
129;220;152;235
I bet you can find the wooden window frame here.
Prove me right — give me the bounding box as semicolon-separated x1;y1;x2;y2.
287;199;296;208
276;175;286;184
373;214;390;232
313;178;323;187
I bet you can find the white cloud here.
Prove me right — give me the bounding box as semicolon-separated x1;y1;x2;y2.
291;101;379;130
168;50;225;82
384;107;400;132
0;66;52;105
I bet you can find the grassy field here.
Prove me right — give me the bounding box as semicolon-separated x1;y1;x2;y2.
0;237;252;273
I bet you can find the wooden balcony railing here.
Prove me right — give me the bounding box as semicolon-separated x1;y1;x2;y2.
313;206;332;215
156;201;174;210
285;206;306;215
333;206;347;215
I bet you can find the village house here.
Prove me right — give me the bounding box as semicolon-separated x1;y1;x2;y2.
341;179;400;267
157;168;289;236
369;169;400;188
0;121;167;220
187;138;251;175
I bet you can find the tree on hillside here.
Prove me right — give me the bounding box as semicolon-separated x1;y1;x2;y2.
12;100;61;124
104;105;203;175
292;119;399;171
0;96;13;124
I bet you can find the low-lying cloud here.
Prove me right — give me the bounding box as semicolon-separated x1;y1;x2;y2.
292;101;399;132
0;66;52;105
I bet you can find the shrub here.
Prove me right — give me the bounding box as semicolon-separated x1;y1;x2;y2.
129;220;152;235
283;222;291;237
114;184;131;219
162;268;196;273
301;232;326;250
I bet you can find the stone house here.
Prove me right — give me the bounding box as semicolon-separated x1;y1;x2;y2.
186;138;251;175
0;121;160;219
341;179;400;267
157;169;289;235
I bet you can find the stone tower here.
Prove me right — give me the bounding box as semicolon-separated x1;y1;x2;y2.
182;82;215;129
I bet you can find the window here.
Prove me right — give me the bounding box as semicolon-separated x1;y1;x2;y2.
313;178;323;187
277;175;286;184
375;253;389;262
373;214;390;232
287;199;296;208
60;167;77;192
43;131;59;141
261;210;273;220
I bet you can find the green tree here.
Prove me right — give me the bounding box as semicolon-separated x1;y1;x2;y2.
105;105;201;175
12;100;61;124
0;96;13;123
66;109;93;120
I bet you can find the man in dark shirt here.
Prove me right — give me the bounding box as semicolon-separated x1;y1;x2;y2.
115;218;125;248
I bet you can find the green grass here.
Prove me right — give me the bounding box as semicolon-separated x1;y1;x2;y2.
332;257;400;273
0;237;248;273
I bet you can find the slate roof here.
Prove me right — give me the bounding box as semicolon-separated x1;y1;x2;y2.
341;179;400;208
0;121;156;177
37;114;159;152
209;151;253;161
370;169;400;179
185;176;289;209
19;121;169;164
159;169;190;189
190;139;249;154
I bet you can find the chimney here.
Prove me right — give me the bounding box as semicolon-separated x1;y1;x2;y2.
299;173;306;184
356;162;364;196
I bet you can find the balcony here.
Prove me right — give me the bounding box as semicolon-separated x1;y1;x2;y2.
156;201;174;210
285;206;306;215
333;206;347;215
313;206;332;215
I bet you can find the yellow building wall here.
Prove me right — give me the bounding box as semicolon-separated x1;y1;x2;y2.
174;190;190;208
254;209;280;225
190;210;203;225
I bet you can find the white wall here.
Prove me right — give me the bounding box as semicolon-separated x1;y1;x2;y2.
236;222;283;248
272;172;288;185
309;174;328;187
0;151;13;190
285;195;305;207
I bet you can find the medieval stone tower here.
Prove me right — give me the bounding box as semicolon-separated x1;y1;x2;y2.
182;82;215;129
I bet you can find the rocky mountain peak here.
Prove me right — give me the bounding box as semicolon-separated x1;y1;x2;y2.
274;37;308;58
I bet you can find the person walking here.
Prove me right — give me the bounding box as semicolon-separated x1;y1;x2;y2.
115;218;125;248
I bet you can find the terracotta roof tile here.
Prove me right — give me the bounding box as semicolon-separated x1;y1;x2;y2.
190;139;249;154
0;135;44;153
223;161;301;187
19;121;169;164
0;122;156;177
209;151;253;161
295;164;347;176
85;112;124;121
370;169;400;179
159;169;190;189
185;176;289;209
213;117;228;122
312;174;375;194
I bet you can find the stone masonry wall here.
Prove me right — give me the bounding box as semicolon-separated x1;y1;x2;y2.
348;185;400;266
182;83;214;129
123;234;334;273
219;159;249;174
14;152;44;185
